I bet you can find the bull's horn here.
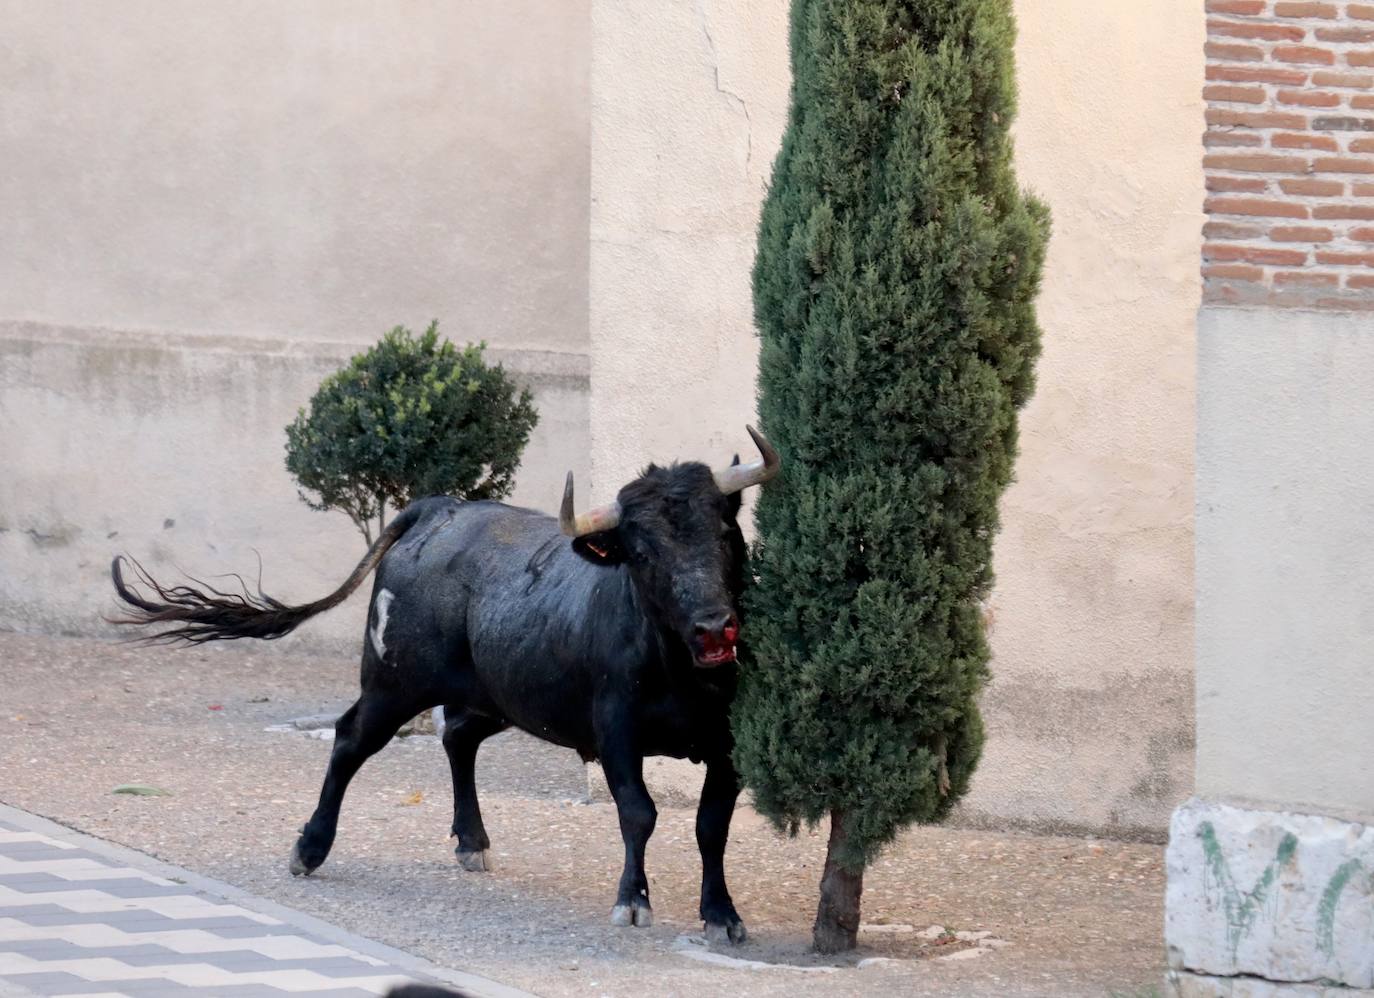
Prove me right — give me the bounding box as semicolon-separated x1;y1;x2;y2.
713;425;781;495
560;472;623;538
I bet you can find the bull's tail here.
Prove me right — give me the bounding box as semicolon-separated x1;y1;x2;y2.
109;504;424;644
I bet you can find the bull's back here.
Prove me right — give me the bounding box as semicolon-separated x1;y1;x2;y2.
371;498;609;749
458;508;617;748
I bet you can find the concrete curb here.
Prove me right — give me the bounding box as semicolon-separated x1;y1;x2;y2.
0;801;539;998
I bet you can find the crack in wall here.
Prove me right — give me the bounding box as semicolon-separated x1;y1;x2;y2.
696;0;753;172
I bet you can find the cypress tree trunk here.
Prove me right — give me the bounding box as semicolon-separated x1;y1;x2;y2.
813;809;864;953
735;0;1049;953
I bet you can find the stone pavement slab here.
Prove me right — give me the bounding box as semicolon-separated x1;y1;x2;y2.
0;806;525;998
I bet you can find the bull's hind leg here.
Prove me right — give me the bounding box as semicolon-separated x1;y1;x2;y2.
441;707;507;872
290;690;419;876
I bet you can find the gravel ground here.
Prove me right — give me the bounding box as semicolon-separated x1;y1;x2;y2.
0;632;1167;997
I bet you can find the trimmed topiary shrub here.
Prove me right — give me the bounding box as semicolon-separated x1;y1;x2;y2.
285;322;538;543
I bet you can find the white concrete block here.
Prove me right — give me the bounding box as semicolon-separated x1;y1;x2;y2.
1166;798;1374;989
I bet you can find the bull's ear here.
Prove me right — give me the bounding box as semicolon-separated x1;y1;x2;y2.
725;454;744;518
571;530;626;566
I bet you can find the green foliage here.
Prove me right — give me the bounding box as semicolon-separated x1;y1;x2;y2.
734;0;1050;870
284;323;538;543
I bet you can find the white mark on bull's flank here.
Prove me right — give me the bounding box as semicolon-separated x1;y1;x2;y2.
370;589;394;662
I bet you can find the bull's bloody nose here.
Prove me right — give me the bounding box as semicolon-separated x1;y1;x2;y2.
694;612;736;639
694;615;739;667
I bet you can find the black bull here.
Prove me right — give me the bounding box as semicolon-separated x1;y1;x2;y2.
110;430;780;943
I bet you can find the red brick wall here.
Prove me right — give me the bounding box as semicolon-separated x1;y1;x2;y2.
1204;1;1374;308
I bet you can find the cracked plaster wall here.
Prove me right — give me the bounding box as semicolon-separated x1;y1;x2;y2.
588;0;787;496
588;0;1203;837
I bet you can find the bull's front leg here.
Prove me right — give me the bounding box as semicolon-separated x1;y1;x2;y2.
598;739;657;928
697;755;746;943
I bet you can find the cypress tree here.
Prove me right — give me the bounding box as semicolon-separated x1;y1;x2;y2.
735;0;1049;954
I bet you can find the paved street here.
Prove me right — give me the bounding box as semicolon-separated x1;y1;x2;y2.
0;805;519;998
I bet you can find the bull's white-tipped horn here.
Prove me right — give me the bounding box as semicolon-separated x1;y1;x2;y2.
713;425;782;495
560;471;623;538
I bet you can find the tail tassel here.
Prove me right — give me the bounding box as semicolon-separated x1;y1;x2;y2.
109;555;312;644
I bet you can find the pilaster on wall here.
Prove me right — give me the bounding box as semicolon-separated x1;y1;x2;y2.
1204;1;1374;308
587;0;789;501
1177;13;1374;984
1175;306;1374;994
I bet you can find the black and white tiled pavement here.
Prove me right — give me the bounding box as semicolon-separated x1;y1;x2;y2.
0;806;526;998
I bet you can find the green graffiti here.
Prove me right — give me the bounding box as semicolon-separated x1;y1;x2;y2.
1198;821;1298;958
1317;858;1367;958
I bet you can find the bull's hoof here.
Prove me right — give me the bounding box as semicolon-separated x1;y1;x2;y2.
455;849;490;873
610;901;653;928
705;919;748;945
288;841;321;877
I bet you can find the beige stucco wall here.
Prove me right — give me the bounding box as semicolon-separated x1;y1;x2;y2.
968;0;1203;837
1195;308;1374;824
588;0;790;498
589;0;1203;837
0;1;591;652
0;0;589;351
